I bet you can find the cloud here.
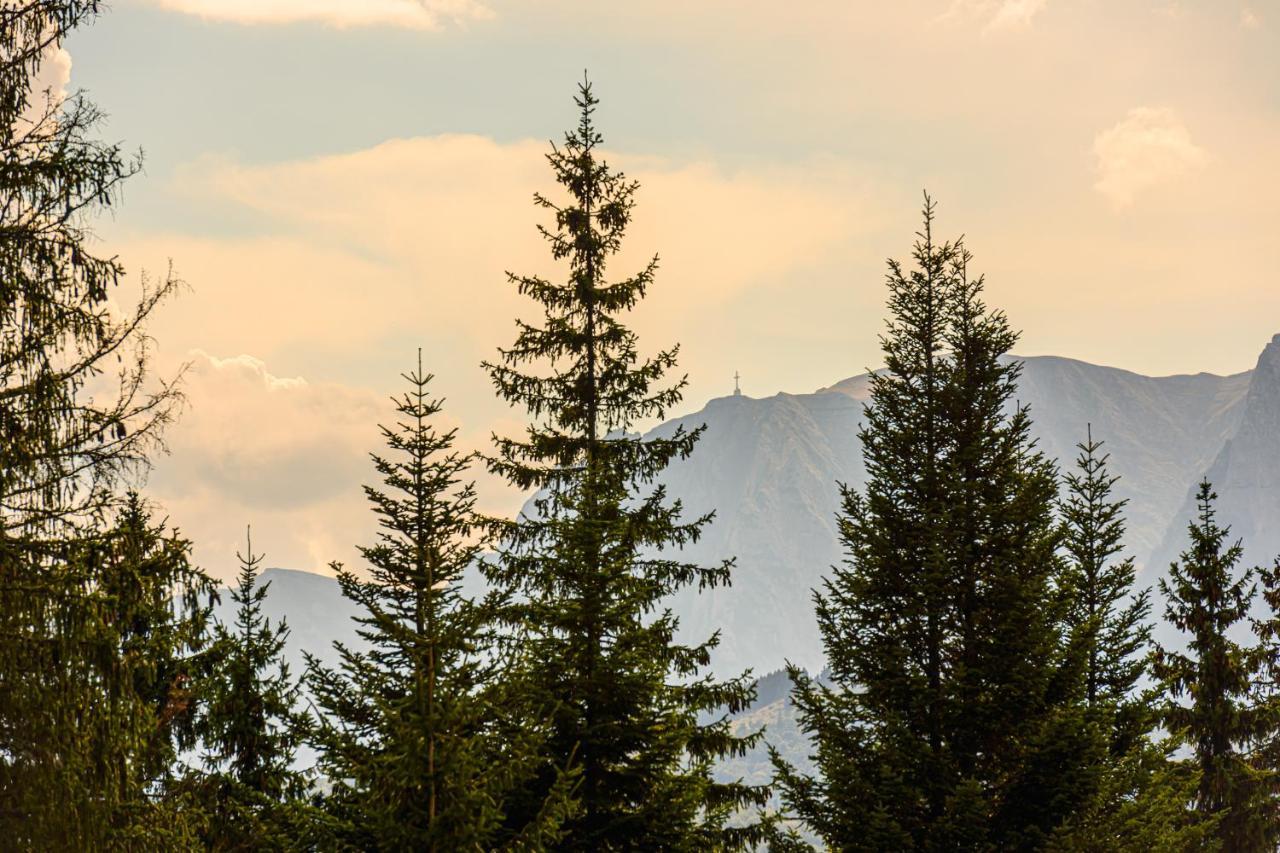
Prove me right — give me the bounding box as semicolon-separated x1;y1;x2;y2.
145;351;385;575
1092;107;1209;209
119;134;875;406
116;136;879;578
149;0;492;30
170;135;867;319
939;0;1048;32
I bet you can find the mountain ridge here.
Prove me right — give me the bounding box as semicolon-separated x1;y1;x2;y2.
233;339;1275;679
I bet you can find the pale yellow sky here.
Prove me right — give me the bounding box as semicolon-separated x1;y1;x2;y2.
71;0;1280;577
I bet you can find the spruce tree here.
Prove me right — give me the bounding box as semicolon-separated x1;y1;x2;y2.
481;77;768;850
1249;557;1280;845
189;529;312;850
1045;431;1204;852
307;356;572;850
0;3;185;844
1154;481;1272;851
773;196;1077;850
1;494;217;848
1059;428;1152;748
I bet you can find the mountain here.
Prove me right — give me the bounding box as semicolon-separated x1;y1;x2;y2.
654;353;1252;677
1151;334;1280;573
209;567;366;680
230;341;1274;683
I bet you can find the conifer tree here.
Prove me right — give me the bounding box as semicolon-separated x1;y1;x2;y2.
482;77;768;850
1045;432;1204;852
0;494;216;848
1248;557;1280;844
1154;481;1272;851
1059;428;1152;749
773;196;1078;850
0;3;185;844
189;529;312;850
307;356;572;851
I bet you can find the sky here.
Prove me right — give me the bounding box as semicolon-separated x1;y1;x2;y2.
57;0;1280;579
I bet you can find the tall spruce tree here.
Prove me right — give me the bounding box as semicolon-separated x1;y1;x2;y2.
481;77;768;850
189;529;312;850
0;3;186;845
773;196;1078;850
1154;481;1272;851
307;356;572;851
1045;431;1204;852
1059;428;1152;748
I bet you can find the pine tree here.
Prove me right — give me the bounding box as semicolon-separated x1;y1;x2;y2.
1059;428;1152;731
1249;557;1280;845
481;77;768;850
773;196;1078;850
1044;431;1204;852
0;3;186;844
1153;480;1271;851
1;494;217;848
307;356;572;850
189;528;312;850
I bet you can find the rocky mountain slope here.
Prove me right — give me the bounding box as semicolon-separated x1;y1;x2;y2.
655;353;1252;676
232;339;1275;683
1151;334;1280;573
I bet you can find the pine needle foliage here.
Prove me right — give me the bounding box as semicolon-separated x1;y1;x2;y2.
1;494;216;848
481;77;768;851
190;529;313;850
308;356;573;851
773;196;1077;850
1154;481;1273;851
1;4;188;844
1047;432;1204;852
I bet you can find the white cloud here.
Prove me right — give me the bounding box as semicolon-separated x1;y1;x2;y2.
986;0;1047;31
145;350;525;580
1092;107;1209;209
939;0;1048;32
119;136;878;579
147;351;383;576
149;0;492;30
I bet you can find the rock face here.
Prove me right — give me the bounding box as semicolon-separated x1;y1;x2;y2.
1152;335;1280;574
654;353;1252;676
236;341;1276;681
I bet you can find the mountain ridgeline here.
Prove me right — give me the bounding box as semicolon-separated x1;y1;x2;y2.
249;340;1274;679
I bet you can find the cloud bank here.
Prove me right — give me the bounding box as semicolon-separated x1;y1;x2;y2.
149;0;492;30
148;351;384;574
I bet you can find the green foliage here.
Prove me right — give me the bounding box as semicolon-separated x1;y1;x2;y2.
773;196;1077;850
1153;481;1273;851
308;357;573;850
1250;558;1280;841
185;529;313;850
1;494;217;848
1042;430;1206;848
0;4;191;845
1059;430;1153;734
481;77;768;850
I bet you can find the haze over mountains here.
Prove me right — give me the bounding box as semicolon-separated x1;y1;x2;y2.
239;334;1280;681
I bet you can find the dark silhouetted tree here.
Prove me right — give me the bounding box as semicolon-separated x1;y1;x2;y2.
0;3;187;845
774;196;1087;850
482;78;768;850
308;356;574;850
190;529;312;850
1153;481;1271;851
1045;433;1204;851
